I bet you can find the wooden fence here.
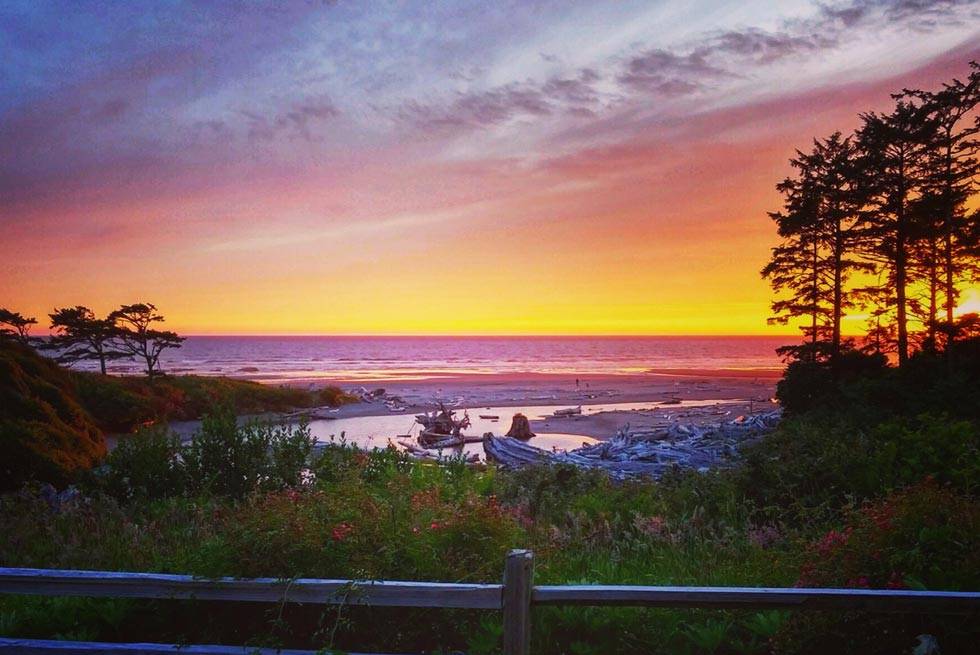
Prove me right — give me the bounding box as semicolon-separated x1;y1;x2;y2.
1;550;978;655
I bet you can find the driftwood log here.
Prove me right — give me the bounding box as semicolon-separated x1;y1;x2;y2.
485;410;782;479
505;413;535;439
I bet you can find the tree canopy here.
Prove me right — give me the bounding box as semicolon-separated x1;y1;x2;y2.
764;62;980;367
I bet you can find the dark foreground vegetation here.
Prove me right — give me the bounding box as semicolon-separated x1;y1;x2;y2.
1;340;353;490
2;339;979;654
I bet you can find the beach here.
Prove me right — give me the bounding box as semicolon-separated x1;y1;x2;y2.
293;369;780;444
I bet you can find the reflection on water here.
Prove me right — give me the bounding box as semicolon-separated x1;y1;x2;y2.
304;398;747;458
307;403;604;458
169;398;747;460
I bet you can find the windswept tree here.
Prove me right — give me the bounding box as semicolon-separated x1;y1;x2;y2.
0;308;37;344
46;306;129;374
110;303;185;378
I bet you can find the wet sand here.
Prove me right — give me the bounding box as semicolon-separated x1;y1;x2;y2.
309;370;779;440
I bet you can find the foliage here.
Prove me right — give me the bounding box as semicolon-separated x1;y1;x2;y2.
776;339;980;419
796;480;980;591
774;482;980;654
108;303;185;378
44;306;128;375
71;372;342;433
739;413;979;525
101;408;317;500
0;308;37;344
0;340;105;491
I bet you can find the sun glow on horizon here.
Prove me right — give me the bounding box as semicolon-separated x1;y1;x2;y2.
2;3;978;336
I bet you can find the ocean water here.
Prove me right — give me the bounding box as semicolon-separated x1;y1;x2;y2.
94;336;790;383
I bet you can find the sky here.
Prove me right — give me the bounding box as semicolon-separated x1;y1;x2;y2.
1;0;979;336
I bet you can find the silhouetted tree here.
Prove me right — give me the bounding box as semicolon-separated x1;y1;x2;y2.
109;303;185;378
900;63;980;349
46;306;129;374
854;101;931;365
764;62;980;368
763;134;867;363
0;308;37;344
763;156;828;362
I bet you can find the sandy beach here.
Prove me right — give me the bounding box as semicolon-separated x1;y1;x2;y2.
302;370;780;441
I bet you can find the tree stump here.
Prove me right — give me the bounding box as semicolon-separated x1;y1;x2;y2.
506;413;535;439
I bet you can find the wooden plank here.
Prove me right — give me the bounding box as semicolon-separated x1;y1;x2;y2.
531;585;980;613
0;568;502;610
0;638;395;655
501;550;534;655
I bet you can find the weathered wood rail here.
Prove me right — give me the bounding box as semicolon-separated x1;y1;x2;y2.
1;551;978;655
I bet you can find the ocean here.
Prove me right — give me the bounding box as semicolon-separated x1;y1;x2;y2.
92;335;790;383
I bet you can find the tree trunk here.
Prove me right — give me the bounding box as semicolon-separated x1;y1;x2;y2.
943;137;956;328
896;227;909;366
811;239;819;360
895;158;910;367
832;220;843;362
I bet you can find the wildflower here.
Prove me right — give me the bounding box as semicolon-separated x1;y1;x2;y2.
331;522;353;542
748;524;781;549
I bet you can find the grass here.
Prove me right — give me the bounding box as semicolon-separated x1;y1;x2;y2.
72;372;357;433
2;343;979;653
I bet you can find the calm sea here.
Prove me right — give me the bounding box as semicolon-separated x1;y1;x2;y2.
92;336;790;383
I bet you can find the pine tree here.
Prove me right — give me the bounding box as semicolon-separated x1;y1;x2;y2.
762;155;830;362
854;102;932;365
900;63;980;349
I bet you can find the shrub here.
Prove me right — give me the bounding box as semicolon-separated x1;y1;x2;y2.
775;481;980;654
796;480;980;591
102;428;186;500
181;408;316;498
738;413;980;523
0;341;105;490
98;408;316;500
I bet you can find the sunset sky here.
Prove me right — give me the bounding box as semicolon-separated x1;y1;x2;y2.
2;0;979;335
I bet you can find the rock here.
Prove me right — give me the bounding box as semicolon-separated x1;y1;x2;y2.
505;413;535;439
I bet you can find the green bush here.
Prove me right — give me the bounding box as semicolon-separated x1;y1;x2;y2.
738;413;980;524
98;408;316;500
775;481;980;654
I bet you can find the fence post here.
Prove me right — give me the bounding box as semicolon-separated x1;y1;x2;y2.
502;549;534;655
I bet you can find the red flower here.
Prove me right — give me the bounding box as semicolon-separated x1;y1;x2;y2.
331;522;353;542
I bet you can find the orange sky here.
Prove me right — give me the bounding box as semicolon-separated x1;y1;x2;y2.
2;3;978;335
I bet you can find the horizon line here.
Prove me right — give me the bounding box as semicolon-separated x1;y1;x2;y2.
170;333;811;338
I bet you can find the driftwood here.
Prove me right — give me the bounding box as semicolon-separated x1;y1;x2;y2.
398;439;480;463
484;410;782;479
416;404;471;446
552;406;582;417
505;413;535;439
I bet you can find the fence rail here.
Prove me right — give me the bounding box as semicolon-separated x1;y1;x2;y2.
2;551;978;655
